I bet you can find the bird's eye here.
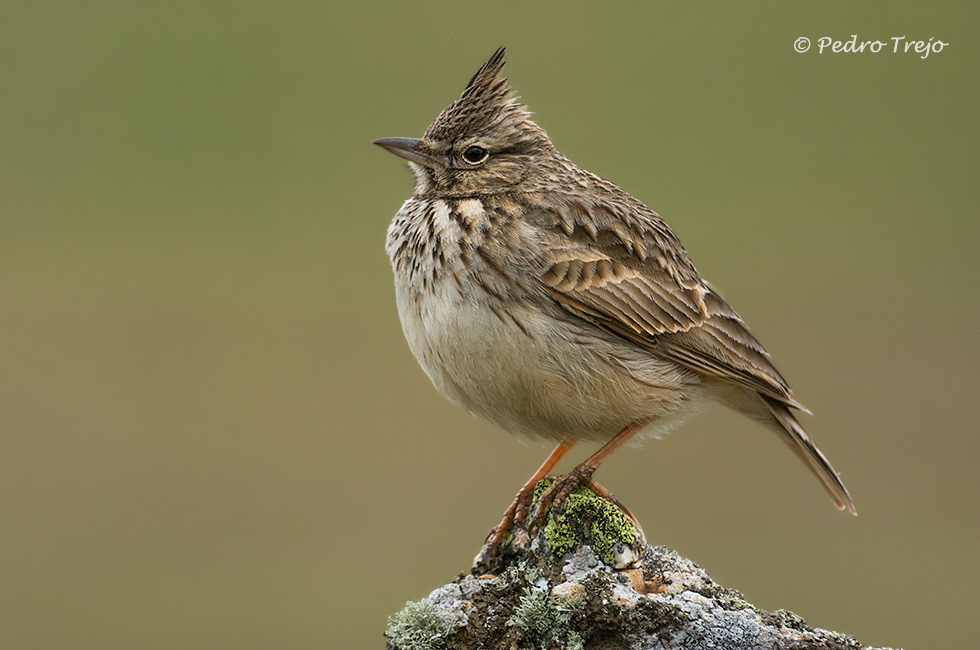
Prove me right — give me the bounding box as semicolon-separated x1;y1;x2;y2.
462;146;489;165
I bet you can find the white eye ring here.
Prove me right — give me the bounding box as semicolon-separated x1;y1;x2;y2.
462;145;489;165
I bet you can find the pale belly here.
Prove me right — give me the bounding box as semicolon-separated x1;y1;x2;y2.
394;277;706;443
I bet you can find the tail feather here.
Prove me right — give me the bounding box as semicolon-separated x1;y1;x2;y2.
761;396;857;515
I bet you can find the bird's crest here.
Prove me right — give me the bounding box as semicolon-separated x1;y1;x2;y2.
423;47;533;144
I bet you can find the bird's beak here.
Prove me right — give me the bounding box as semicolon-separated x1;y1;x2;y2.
372;137;439;169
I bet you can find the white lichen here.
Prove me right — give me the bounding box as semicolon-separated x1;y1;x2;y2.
386;600;447;650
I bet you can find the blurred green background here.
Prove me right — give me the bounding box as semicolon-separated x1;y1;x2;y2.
1;2;977;649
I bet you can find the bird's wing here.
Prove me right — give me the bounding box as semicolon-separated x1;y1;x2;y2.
535;197;803;409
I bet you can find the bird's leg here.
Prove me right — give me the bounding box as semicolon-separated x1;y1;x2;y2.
485;438;576;559
531;419;652;531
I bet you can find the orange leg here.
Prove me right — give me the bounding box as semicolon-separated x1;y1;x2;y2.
532;418;652;530
484;438;576;559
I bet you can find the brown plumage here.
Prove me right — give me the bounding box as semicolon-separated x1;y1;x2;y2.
375;48;855;557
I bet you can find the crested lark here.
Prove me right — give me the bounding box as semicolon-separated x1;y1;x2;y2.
375;48;855;558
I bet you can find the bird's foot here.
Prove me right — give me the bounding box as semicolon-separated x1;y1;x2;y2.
482;467;645;567
530;469;642;537
483;480;539;562
530;466;594;533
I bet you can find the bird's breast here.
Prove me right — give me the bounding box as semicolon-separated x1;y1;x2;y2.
386;197;703;442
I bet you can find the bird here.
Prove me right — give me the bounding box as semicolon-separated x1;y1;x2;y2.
374;47;855;558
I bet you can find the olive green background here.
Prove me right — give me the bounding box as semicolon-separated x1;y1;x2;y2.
2;2;977;649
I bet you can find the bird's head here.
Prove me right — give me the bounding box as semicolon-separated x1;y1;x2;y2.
374;47;557;197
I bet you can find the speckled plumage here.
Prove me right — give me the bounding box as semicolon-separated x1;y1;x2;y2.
376;48;855;525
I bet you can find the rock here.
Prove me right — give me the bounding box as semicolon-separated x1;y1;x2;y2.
385;480;898;650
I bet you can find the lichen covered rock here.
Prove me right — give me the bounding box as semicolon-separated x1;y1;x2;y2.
385;481;895;650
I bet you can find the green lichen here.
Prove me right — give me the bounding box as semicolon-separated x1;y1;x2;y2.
533;479;636;565
769;608;807;630
565;630;585;650
492;559;541;596
711;591;753;611
385;600;447;650
700;584;754;611
515;559;540;584
507;586;583;650
830;630;856;646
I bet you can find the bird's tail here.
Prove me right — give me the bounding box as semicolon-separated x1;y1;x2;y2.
761;396;857;515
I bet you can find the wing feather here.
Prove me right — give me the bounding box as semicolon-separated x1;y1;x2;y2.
536;199;802;409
